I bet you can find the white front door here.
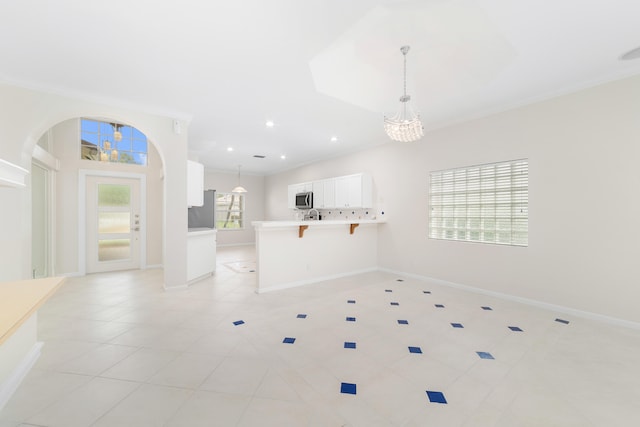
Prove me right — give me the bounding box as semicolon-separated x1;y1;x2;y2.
86;175;141;273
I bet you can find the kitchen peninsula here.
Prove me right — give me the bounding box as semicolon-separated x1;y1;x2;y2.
252;219;385;293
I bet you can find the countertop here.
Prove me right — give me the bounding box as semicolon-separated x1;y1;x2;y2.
0;277;65;345
188;227;217;236
252;219;386;228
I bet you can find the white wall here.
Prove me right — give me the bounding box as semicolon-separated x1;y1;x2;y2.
0;83;188;289
265;74;640;324
203;170;264;246
51;119;164;274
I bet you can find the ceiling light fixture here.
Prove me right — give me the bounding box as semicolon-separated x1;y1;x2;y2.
384;45;424;142
330;136;338;142
232;165;247;193
280;155;286;160
227;147;233;152
265;120;275;128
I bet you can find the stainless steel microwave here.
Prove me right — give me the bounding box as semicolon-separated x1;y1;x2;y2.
295;191;313;209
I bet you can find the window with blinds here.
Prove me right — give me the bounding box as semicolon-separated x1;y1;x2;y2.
429;159;528;246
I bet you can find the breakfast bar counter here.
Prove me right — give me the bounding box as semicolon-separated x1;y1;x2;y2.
252;219;385;292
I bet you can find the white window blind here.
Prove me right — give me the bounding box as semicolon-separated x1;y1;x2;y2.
429;159;528;246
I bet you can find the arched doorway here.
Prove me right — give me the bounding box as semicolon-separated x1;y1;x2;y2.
31;117;164;277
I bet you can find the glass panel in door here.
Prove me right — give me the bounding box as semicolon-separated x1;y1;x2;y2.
86;176;141;274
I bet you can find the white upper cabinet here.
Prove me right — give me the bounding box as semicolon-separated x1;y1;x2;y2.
323;179;336;209
187;160;204;207
312;179;336;209
334;173;372;209
289;173;371;210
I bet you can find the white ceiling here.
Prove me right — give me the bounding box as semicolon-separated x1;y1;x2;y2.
2;0;640;175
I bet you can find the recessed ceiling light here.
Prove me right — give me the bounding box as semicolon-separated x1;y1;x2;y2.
227;147;233;152
265;120;275;128
620;46;640;61
330;136;338;142
280;155;286;160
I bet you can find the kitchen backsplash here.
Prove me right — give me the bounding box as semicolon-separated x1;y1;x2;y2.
292;208;385;221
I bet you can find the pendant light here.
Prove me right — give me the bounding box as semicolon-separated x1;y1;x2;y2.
383;45;424;142
232;165;247;193
112;122;123;142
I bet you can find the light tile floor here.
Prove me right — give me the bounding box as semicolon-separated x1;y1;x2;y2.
2;245;640;426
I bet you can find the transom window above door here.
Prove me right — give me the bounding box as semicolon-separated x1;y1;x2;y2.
80;118;148;166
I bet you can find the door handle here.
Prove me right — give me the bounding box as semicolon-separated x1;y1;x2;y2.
131;227;140;231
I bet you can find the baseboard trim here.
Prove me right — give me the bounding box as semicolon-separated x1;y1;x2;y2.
257;267;378;294
378;268;640;331
217;243;255;248
163;283;189;291
0;342;43;411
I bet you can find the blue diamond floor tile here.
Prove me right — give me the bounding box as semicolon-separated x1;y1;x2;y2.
426;390;447;404
233;320;245;326
509;326;523;332
397;319;409;325
390;302;399;306
555;318;570;324
451;323;464;328
346;317;356;322
408;346;422;354
341;382;357;395
344;342;356;349
481;306;493;310
476;351;494;359
435;304;445;308
283;337;296;344
296;314;307;319
347;300;356;304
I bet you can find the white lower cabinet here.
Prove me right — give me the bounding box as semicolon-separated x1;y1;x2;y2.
187;229;216;283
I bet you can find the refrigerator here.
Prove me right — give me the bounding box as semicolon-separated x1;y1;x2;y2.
188;189;215;229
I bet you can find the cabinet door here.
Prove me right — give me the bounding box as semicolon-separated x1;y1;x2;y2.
187;161;204;207
346;176;362;208
323;179;336;209
187;232;216;282
287;184;297;209
334;176;350;208
312;181;324;208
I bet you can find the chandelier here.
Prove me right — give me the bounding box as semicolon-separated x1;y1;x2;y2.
384;45;424;142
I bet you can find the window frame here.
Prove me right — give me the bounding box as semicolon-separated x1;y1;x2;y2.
428;159;528;247
215;192;245;230
80;118;148;166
